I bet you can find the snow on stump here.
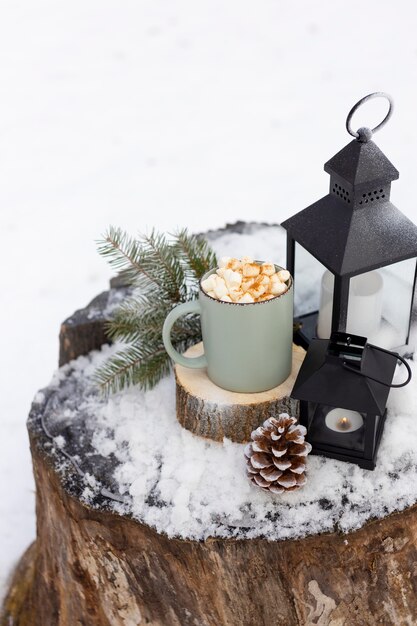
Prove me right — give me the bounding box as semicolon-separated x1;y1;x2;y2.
3;223;417;626
175;341;304;443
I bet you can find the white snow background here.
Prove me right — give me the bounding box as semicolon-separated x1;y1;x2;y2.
3;0;417;600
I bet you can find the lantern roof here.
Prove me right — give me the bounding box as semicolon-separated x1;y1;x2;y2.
281;195;417;276
283;92;417;276
291;338;396;415
324;139;399;186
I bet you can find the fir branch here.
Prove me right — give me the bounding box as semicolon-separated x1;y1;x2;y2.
95;324;200;394
96;226;216;393
97;226;157;288
174;228;218;282
138;230;186;301
94;342;170;394
105;293;170;344
104;316;141;345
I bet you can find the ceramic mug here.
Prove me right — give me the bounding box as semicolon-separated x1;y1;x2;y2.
162;265;293;393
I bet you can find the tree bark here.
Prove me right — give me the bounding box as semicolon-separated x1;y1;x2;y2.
3;416;417;626
175;342;304;442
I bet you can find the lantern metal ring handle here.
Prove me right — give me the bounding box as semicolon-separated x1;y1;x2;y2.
346;92;394;142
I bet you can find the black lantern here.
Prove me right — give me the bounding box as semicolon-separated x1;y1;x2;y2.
282;93;417;351
291;332;411;469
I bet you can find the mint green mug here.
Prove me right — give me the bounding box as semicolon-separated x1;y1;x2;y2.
162;267;293;393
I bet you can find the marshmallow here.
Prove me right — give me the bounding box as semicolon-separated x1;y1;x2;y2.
270;280;287;296
241;256;254;264
278;269;290;283
206;291;216;298
213;276;229;299
248;275;268;299
249;284;267;299
241;277;255;293
242;262;261;278
238;292;255;303
229;288;244;301
261;262;276;276
219;256;232;268
216;267;226;278
220;294;232;302
223;268;242;291
201;274;217;293
227;258;242;271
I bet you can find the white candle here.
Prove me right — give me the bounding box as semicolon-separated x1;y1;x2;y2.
317;270;383;339
325;408;364;433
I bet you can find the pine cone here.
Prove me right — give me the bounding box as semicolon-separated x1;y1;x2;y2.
245;414;312;494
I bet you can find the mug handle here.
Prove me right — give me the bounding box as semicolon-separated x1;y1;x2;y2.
162;300;208;369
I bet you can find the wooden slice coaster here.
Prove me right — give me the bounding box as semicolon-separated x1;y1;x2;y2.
174;342;305;443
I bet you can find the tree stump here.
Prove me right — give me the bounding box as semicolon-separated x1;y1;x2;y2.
3;223;417;626
175;342;304;442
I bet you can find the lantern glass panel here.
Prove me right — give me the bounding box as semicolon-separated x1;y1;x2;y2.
307;402;366;452
316;258;416;348
373;414;381;447
374;258;417;349
294;243;329;317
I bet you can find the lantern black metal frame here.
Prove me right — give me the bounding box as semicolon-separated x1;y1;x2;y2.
282;93;417;350
291;332;404;469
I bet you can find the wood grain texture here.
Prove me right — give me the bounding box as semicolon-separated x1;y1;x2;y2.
175;342;305;442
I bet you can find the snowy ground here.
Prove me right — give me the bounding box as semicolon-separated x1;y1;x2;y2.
2;0;417;601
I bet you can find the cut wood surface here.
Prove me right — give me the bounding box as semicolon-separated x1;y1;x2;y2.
3;223;417;626
175;342;305;442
